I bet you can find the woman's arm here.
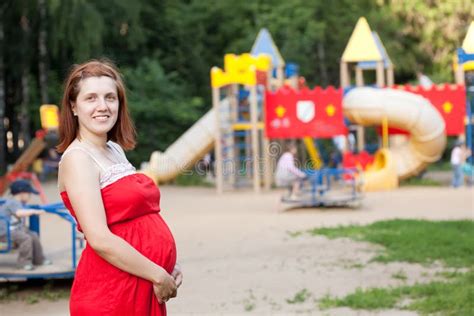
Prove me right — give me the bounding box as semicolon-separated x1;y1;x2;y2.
60;150;176;302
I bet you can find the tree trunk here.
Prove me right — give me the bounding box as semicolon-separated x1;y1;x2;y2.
38;0;48;104
20;69;31;148
317;41;328;87
0;19;6;175
20;13;31;148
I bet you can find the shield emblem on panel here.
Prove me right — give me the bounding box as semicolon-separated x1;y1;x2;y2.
296;100;315;123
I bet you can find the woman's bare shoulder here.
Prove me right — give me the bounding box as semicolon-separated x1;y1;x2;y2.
58;145;100;190
59;145;92;169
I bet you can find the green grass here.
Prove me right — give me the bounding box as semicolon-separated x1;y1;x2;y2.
319;288;399;310
286;288;311;304
243;301;255;311
309;220;474;315
174;172;213;187
391;269;408;281
309;220;474;267
242;289;257;312
399;177;442;187
319;270;474;315
0;280;70;304
427;161;452;172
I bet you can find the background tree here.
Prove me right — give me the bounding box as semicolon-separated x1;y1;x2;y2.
388;0;474;81
0;0;12;175
0;0;472;173
37;0;49;104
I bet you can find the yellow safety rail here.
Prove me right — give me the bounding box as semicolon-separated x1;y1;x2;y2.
382;117;389;148
303;137;323;169
232;122;265;130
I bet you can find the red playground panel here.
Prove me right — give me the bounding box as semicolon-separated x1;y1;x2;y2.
343;151;374;171
392;84;466;136
256;70;267;86
376;126;409;136
265;86;347;139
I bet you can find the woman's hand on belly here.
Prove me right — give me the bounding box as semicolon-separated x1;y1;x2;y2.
171;263;183;288
153;269;177;304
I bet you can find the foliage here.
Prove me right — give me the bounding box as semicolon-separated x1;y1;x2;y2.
388;0;474;82
122;57;203;166
1;0;473;167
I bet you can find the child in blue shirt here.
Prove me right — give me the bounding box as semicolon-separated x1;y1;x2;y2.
0;180;51;270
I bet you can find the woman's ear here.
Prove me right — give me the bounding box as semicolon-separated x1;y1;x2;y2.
71;102;77;116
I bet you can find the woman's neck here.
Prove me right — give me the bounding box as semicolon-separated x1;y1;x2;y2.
77;131;107;149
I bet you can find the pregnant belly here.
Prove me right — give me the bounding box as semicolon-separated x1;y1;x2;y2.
110;212;177;273
70;213;176;312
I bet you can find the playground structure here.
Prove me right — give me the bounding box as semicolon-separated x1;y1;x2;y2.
281;168;361;208
454;22;474;85
0;199;82;280
1;18;471;284
455;21;474;178
0;105;80;281
210;53;274;193
343;87;447;190
145;109;217;183
251;28;286;88
0;105;60;198
144;30;285;193
340;17;394;89
145;53;275;193
338;18;468;191
144;29;316;193
142;18;472;196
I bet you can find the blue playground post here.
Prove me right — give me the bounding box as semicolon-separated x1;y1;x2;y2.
29;214;40;235
457;48;474;183
467;86;473;166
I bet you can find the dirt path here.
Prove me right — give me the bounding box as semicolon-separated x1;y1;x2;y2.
2;184;473;315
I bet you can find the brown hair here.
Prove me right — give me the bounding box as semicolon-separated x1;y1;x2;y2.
57;59;136;153
285;141;298;152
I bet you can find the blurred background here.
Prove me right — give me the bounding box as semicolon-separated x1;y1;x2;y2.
0;0;472;171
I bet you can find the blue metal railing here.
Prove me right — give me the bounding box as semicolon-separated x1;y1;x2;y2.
282;168;360;206
0;214;12;253
0;200;79;269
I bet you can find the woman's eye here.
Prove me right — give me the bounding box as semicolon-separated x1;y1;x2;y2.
107;95;117;101
86;96;95;101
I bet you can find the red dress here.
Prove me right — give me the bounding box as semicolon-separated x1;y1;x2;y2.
60;172;177;315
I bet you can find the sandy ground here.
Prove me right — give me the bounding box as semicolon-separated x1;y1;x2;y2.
1;181;473;315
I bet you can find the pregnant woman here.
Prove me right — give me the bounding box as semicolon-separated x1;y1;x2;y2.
57;60;182;315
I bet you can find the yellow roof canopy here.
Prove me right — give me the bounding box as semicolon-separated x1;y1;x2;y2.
341;17;382;62
462;21;474;54
224;53;271;73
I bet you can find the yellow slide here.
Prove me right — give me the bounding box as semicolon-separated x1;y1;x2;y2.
343;87;447;191
142;107;218;183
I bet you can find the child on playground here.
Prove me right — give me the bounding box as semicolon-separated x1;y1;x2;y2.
275;142;306;200
0;179;51;270
450;140;472;188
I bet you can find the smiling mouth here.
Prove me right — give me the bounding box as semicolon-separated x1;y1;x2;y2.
93;115;110;121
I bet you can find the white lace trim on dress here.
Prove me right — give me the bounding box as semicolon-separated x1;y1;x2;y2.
99;162;136;189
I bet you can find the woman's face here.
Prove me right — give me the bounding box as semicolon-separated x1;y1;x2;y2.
72;76;119;138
